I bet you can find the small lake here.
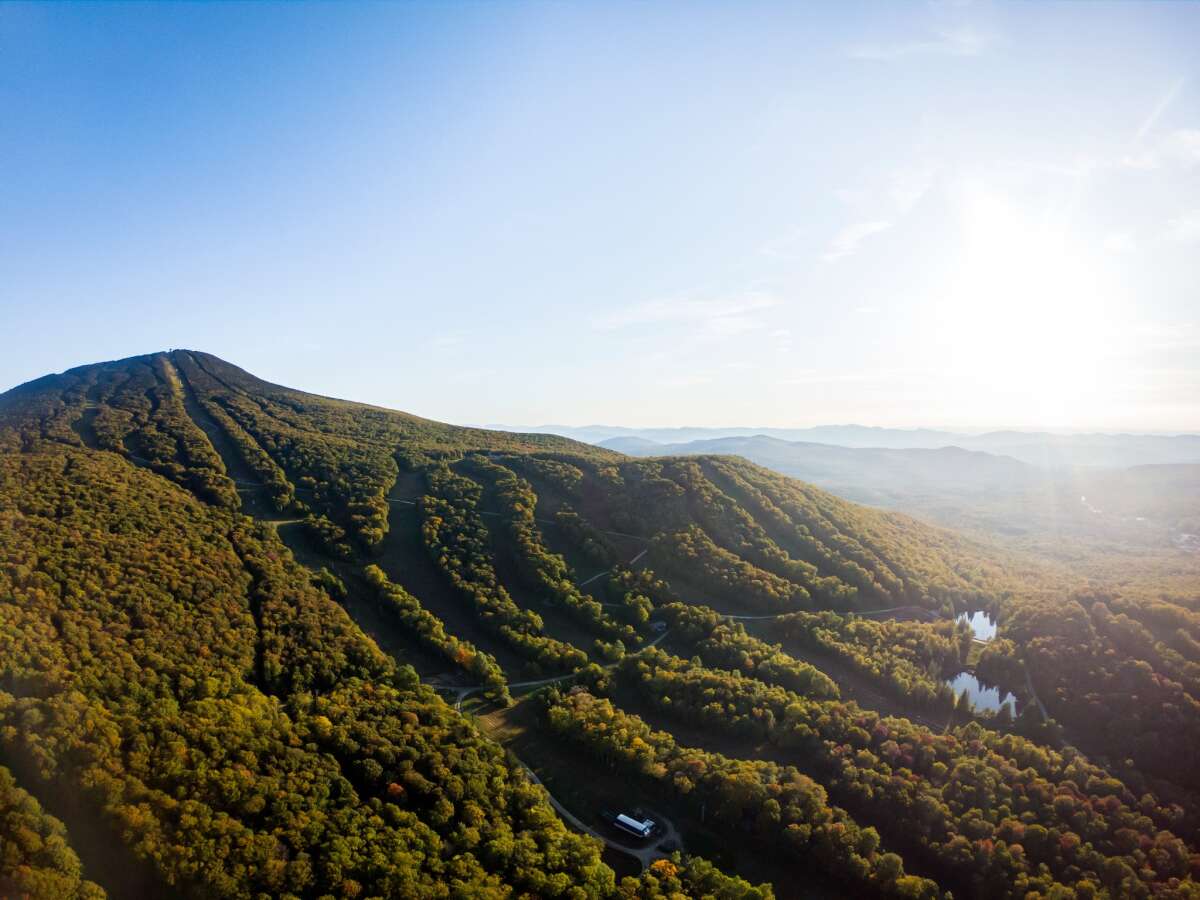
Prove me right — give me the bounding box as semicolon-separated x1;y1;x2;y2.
957;610;997;642
948;671;1017;715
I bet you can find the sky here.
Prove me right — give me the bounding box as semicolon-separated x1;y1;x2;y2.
1;2;1198;432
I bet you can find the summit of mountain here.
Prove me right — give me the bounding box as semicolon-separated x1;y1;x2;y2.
3;350;1199;900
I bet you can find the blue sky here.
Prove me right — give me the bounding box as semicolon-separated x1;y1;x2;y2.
1;1;1197;430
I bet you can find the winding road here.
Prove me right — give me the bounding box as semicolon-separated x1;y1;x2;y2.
517;763;681;871
388;495;651;543
156;367;683;873
441;626;672;710
718;604;958;625
577;548;649;589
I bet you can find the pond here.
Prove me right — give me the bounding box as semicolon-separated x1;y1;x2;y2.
956;610;997;642
947;671;1017;715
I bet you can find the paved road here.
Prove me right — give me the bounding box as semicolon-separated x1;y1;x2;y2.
720;604;945;623
171;443;678;862
443;627;672;709
577;548;649;589
855;605;940;621
518;763;681;871
388;495;651;543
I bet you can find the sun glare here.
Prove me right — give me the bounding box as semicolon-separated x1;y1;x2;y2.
933;181;1122;426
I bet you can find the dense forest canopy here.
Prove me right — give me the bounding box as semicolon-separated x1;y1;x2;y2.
0;351;1197;899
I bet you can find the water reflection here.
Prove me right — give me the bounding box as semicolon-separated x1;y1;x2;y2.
956;610;996;642
948;671;1016;714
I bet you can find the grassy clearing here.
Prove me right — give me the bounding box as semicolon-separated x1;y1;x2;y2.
374;499;530;676
741;621;955;732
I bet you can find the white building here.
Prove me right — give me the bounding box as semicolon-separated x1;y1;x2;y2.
614;813;655;838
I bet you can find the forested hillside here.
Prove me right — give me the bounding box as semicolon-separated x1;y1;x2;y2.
1;351;1197;899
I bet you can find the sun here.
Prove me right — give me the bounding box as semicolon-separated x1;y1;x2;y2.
931;180;1123;427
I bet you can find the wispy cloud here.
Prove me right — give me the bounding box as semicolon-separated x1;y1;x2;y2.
1166;210;1200;244
592;291;780;331
1122;128;1200;171
780;369;900;386
848;25;993;61
810;162;939;265
1129;321;1200;353
769;328;793;351
1135;78;1186;142
1163;129;1200;166
1102;232;1138;254
822;220;891;263
888;164;938;214
659;373;714;389
759;227;809;261
762;162;936;265
705;315;765;337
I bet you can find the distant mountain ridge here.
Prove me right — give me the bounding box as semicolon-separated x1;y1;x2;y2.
4;350;1200;900
594;432;1200;561
496;423;1200;469
486;423;969;450
599;434;1038;511
602;433;1033;482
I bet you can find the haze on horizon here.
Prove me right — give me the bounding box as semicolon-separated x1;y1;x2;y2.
2;1;1198;432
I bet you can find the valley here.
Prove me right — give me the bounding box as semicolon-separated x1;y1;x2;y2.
8;3;1198;897
597;430;1200;599
1;351;1198;899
